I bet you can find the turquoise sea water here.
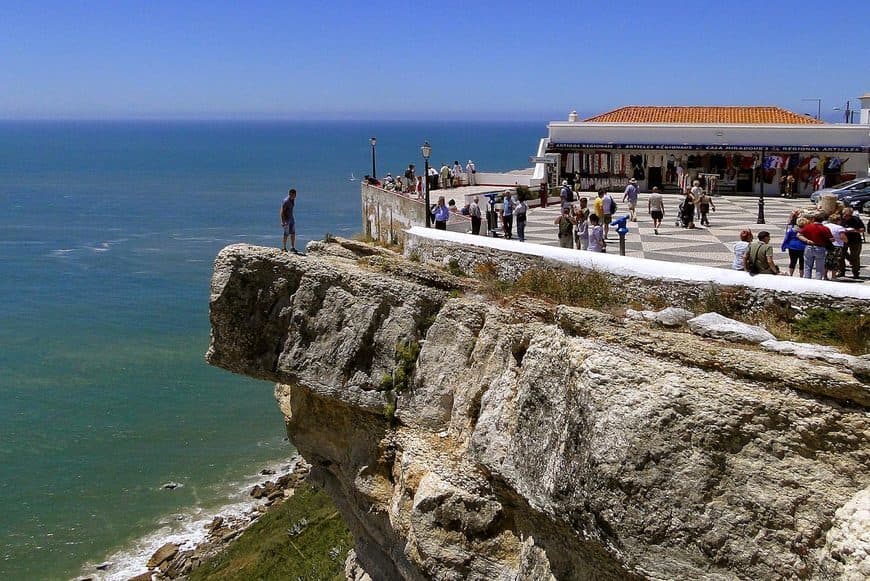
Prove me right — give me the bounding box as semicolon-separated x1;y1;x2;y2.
0;120;543;579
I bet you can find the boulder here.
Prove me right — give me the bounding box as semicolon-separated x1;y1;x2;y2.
126;573;153;581
761;339;870;380
146;542;179;569
687;311;776;343
626;307;694;327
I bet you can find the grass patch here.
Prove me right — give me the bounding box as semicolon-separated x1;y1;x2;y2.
379;340;421;393
792;309;869;355
476;265;615;309
692;284;746;319
446;258;464;277
189;483;351;581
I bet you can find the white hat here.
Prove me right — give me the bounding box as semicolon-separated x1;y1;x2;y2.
629;178;637;183
562;180;568;185
468;160;473;163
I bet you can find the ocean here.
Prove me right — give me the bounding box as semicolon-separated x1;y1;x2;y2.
0;120;544;580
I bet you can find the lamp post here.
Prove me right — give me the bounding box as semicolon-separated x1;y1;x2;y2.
833;102;854;123
369;137;377;179
757;148;765;224
801;98;821;120
421;141;432;228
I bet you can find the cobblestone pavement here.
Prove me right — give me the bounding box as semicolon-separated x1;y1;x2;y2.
519;193;868;284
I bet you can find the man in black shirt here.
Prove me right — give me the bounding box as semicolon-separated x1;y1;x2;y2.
841;208;866;279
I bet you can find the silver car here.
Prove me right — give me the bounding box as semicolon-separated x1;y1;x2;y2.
809;177;870;203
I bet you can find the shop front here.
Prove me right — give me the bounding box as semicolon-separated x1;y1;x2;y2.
537;107;870;196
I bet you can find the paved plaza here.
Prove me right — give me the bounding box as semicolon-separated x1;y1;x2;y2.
518;193;868;283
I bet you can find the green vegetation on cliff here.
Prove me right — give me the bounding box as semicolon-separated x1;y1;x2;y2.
189;483;352;581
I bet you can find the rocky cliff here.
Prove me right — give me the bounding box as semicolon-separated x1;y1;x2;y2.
207;240;869;581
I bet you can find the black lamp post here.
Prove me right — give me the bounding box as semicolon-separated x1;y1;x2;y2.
422;141;432;228
369;137;377;179
757;148;765;224
833;102;854;124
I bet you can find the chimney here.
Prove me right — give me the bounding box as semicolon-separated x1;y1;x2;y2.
568;110;578;123
860;93;870;125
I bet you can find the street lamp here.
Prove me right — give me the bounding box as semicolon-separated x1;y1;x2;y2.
757;148;766;224
833;102;856;123
801;98;821;120
421;141;432;228
369;137;377;179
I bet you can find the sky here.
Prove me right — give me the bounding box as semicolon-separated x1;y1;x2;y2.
1;0;868;121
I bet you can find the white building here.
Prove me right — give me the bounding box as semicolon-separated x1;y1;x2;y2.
534;97;870;196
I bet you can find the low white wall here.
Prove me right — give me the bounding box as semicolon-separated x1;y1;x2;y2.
404;227;870;313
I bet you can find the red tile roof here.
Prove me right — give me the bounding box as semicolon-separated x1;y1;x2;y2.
583;106;824;125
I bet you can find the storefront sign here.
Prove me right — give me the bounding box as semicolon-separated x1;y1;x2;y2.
549;143;868;153
529;156;558;164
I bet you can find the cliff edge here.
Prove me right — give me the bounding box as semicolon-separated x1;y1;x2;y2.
207;240;869;580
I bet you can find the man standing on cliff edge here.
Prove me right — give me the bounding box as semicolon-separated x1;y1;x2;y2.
280;188;298;253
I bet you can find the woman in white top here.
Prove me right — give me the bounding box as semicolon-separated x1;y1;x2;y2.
733;229;753;270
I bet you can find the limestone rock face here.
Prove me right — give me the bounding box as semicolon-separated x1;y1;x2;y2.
208;242;870;581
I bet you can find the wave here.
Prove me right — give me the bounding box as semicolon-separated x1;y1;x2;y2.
75;455;303;581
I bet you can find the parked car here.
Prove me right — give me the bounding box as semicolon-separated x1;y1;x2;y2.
809;177;870;203
841;187;870;214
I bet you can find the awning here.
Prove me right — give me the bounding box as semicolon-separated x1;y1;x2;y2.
548;143;868;153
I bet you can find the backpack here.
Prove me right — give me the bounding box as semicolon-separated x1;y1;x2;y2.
606;195;617;214
746;243;761;275
558;217;573;237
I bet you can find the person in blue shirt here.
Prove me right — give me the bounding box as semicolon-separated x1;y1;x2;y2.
501;190;514;239
432;196;450;230
780;216;807;277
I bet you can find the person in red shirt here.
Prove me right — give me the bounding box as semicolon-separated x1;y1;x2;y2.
796;214;834;280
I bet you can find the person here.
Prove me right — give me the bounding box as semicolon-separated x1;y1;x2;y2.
383;173;395;187
822;215;848;279
469;196;482;235
404;164;416;193
744;230;780;275
587;214;606;253
841;208;865;279
690;180;703;217
554;207;575;248
439;162;451;189
466;160;476;186
459;201;470;215
448;199;458;213
428;165;439;190
679;190;695;228
501;190;514;239
592;190;604;221
432;196;450;230
733;229;752;270
697;190;716;227
514;195;528;242
600;189;616;238
796;214;834;280
574;200;590;250
539;181;548;208
623;178;639;222
280;188;298;253
780;218;807;277
452;161;463;187
559;180;571;211
648;186;664;234
416;175;424;199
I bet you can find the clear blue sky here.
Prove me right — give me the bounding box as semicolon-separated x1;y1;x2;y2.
2;0;868;121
